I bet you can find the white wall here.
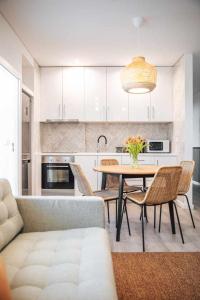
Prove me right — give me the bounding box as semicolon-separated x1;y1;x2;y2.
0;13;41;195
172;54;193;207
172;54;193;161
0;14;34;74
193;53;200;147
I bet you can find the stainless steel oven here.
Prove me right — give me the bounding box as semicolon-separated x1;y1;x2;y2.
42;156;74;194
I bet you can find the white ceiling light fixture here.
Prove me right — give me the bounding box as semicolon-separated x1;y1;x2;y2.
121;17;157;94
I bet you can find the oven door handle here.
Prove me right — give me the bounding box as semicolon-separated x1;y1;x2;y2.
46;166;70;168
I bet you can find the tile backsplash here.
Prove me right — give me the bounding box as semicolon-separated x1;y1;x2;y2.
41;122;172;153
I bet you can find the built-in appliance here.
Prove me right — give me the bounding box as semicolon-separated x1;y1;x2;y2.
42;156;75;196
145;140;170;153
22;92;32;195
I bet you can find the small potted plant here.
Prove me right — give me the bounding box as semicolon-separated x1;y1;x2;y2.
124;136;146;167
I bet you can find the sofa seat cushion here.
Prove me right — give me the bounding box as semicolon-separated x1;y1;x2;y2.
1;227;117;300
0;179;23;251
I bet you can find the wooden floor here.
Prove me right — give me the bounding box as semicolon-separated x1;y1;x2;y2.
106;201;200;252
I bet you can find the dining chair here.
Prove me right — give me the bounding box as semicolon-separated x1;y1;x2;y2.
126;166;183;252
100;159;142;193
70;163;131;235
158;161;196;231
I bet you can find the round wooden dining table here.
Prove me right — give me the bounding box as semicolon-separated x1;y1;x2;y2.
94;164;176;241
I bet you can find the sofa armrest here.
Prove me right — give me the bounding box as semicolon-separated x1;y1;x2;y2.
16;196;105;233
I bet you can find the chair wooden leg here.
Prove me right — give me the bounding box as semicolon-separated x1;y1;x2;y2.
184;194;195;228
173;202;185;244
106;201;110;223
154;205;156;228
159;204;162;233
141;205;145;252
124;200;131;236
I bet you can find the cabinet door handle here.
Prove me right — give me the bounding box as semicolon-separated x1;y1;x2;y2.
63;104;66;119
152;106;155;120
147;106;150;120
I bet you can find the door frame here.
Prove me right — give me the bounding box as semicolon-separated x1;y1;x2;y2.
0;55;21;194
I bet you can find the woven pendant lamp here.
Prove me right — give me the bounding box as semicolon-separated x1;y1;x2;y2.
121;17;157;94
121;56;157;94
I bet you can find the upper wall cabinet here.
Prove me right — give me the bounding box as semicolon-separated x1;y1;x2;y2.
40;67;63;121
129;93;151;122
84;67;107;121
40;66;173;122
63;67;85;120
107;67;129;121
128;67;173;122
150;67;173;122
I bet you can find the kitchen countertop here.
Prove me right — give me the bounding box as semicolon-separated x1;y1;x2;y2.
41;152;177;156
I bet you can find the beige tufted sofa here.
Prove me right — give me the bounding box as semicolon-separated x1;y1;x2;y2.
0;179;118;300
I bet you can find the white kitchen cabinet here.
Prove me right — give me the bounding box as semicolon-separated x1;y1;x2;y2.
156;155;177;166
84;67;107;121
107;67;129;121
121;155;156;165
150;67;173;122
128;67;173;122
40;67;63;121
97;155;122;189
63;67;85;120
74;155;98;192
128;93;151;122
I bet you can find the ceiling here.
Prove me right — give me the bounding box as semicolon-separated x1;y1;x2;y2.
0;0;200;66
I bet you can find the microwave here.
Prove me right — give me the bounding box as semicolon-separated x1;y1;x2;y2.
145;140;170;153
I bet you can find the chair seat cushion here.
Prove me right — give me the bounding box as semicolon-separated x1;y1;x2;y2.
1;228;117;300
127;192;146;204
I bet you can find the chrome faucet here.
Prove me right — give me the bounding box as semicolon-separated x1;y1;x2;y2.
97;135;107;152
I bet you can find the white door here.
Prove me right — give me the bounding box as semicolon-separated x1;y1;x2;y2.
0;65;19;194
63;67;85;120
40;67;63;121
107;67;129;121
150;67;173;122
129;93;151;121
85;67;107;121
74;155;98;192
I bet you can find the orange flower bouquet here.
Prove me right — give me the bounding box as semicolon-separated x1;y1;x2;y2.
124;136;146;167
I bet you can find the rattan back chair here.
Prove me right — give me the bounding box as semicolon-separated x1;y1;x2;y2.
158;161;196;230
126;166;183;251
144;166;182;205
178;161;195;194
178;161;195;227
100;159;119;189
70;163;93;196
100;159;142;193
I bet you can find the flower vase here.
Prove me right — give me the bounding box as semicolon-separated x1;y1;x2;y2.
131;154;139;168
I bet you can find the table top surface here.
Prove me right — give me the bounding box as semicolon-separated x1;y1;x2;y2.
94;164;160;175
